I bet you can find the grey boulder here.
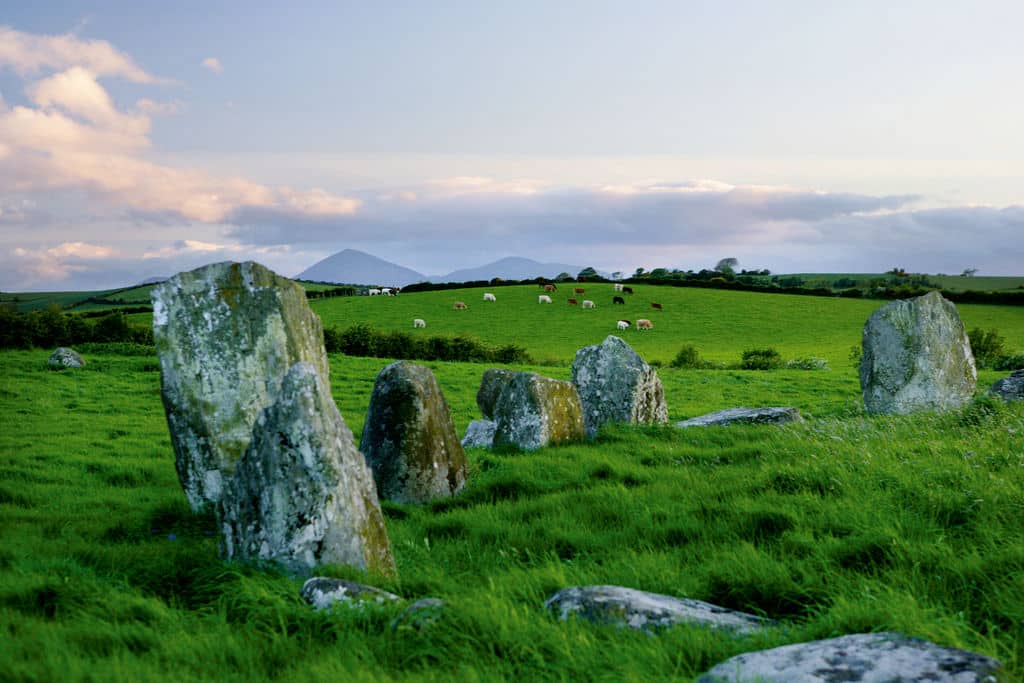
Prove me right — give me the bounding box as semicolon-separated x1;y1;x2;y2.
990;369;1024;401
699;631;1001;682
571;335;668;437
476;369;517;420
675;407;803;428
860;291;976;415
492;372;585;450
461;419;496;448
48;347;85;368
545;585;773;635
300;577;400;610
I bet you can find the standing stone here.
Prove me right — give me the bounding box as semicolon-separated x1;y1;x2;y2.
860;291;976;415
47;347;85;368
991;369;1024;401
571;335;668;437
698;632;1001;682
152;261;329;510
220;362;395;576
491;372;585;450
476;369;517;419
360;361;467;504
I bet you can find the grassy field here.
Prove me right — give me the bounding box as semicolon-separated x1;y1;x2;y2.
3;287;1024;680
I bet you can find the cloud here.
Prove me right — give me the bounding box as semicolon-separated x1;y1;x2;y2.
0;24;163;83
201;57;223;74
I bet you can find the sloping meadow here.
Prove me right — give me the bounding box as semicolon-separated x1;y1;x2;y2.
2;330;1023;677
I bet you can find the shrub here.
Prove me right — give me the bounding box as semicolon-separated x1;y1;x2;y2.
968;327;1005;367
741;347;783;370
995;353;1024;371
670;344;705;369
323;324;531;365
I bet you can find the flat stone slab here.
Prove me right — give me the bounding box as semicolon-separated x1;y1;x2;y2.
675;407;803;428
300;577;400;610
699;632;1001;682
545;585;773;634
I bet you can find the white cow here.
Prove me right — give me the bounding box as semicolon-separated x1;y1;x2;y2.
617;320;630;330
483;292;496;302
368;288;381;296
614;283;624;292
582;300;595;309
413;318;426;328
538;294;553;304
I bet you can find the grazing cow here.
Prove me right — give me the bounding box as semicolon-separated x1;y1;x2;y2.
651;302;663;311
567;298;578;305
538;295;553;304
622;286;634;294
614;283;624;292
574;287;585;295
453;301;467;310
413;318;426;328
544;284;557;293
636;318;653;330
582;300;595;309
483;292;496;302
617;319;630;330
368;288;381;296
612;296;625;305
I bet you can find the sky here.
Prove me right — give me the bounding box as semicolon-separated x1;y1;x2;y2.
1;1;1023;291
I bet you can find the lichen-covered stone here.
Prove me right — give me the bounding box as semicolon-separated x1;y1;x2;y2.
301;577;400;610
546;585;773;635
47;347;85;368
360;361;467;504
152;261;329;510
492;372;585;450
675;407;803;428
390;598;446;631
476;369;517;419
991;369;1024;401
698;631;1001;682
220;362;395;576
860;291;976;415
571;335;668;438
461;419;496;448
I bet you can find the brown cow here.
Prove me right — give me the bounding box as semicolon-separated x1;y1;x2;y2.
612;296;625;304
544;284;557;292
453;301;467;310
574;287;585;295
622;286;634;294
567;298;578;305
651;302;663;311
636;318;653;330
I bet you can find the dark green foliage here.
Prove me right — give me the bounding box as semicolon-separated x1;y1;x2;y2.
324;323;531;364
670;343;706;369
741;347;783;370
969;327;1006;367
0;308;151;349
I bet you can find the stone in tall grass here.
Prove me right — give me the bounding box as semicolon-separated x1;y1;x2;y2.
991;369;1024;402
47;347;84;368
152;261;329;510
860;291;976;415
571;335;668;437
491;372;585;450
220;362;395;576
360;361;467;503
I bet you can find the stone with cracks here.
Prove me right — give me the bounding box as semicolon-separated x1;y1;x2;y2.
301;577;400;610
476;369;517;419
152;261;329;510
461;419;496;448
48;347;85;368
675;407;803;428
492;372;585;450
545;585;773;635
860;291;976;415
571;335;668;438
391;598;446;631
219;362;395;576
360;361;467;504
698;631;1001;682
991;369;1024;402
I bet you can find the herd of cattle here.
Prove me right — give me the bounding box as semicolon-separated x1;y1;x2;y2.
364;282;662;332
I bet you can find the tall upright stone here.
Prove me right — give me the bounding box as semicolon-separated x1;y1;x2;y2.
571;335;668;437
152;261;330;509
476;368;517;420
360;361;467;504
491;372;585;450
860;291;977;415
220;362;395;575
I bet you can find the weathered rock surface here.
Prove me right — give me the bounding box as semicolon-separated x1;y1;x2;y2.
360;361;467;504
860;291;976;415
571;335;668;437
152;261;329;509
220;362;395;576
698;631;1001;682
545;585;773;635
461;419;496;448
675;407;803;428
991;369;1024;402
47;347;85;368
390;597;446;631
301;577;400;610
492;372;585;450
476;369;517;419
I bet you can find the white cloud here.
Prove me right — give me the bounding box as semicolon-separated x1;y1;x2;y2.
201;57;223;74
0;25;163;83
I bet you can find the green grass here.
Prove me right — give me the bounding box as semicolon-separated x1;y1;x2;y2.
2;329;1023;681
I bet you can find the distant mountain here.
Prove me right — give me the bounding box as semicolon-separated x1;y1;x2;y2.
296;249;427;287
437;256;595;283
136;276;168;285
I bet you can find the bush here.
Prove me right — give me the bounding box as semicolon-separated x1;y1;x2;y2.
741;347;783;370
995;353;1024;371
670;344;705;369
968;328;1006;368
324;324;532;365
